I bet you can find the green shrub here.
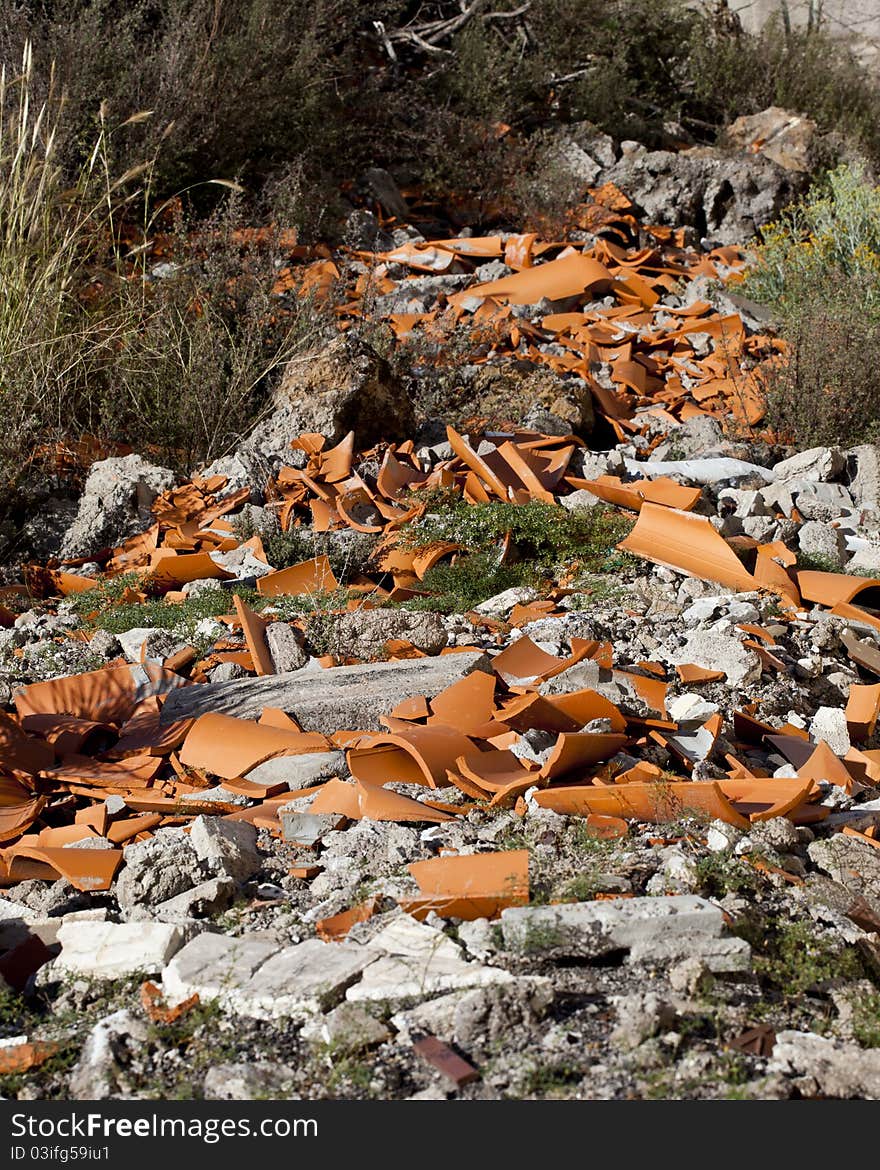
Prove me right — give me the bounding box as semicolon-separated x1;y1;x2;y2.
743;165;880;446
402;497;633;573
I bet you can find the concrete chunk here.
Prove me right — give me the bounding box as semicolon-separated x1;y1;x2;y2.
189;816;261;882
770;1031;880;1098
501;895;725;959
230;939;372;1020
347;915;514;1005
162;932;280;1006
159;651;491;731
246;750;346;790
56;921;184;979
161;930;372;1020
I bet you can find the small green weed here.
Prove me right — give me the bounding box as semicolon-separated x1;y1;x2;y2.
749;917;867;996
851;991;880;1048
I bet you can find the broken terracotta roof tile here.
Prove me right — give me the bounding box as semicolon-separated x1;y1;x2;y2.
400;849;528;921
179;712;328;780
348;725;476;789
233;594;275;677
257;555;339;597
619;503;758;593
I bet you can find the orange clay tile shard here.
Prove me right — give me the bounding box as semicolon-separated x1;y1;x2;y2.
140;981;199;1024
316;896;381;940
14;662;186;723
256;555;338;597
399;850;529;921
846;683;880;742
148;551;234;587
676;664;725;685
797;740;857;795
309;778;454;823
347;725;476;789
232;594;275;676
490;636;568;684
2;843;122;890
0;777;45;845
179;712;328;779
464;251;612;305
618;502;758;592
571;475;701;513
797;571;880;609
0;1040;61;1076
428;671;497;732
0;711;56;774
753;542;800;606
533;781;751;829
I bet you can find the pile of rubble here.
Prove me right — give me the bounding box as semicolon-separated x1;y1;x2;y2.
2;176;880;1101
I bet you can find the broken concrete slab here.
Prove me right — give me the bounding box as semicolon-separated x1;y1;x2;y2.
770;1030;880;1098
159;651;491;731
161;932;279;1006
346;914;514;1006
808;835;880;901
56;920;185;979
500;895;728;960
299;1002;390;1051
150;878;236;922
245;750;347;791
160;930;372;1020
188;816;261;883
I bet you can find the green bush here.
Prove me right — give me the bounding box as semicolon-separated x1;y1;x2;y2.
743;165;880;446
402;497;633;572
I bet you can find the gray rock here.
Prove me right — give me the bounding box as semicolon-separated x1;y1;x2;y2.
501;895;727;960
846;444;880;514
798;521;846;567
114;833;203;909
808;835;880;900
198;454;260;501
774;446;845;483
203;1061;297;1101
595;140;808;246
770;1031;880;1098
159;650;491;731
610;992;676;1049
808;707;851;756
88;629;122;660
343;209;394;251
751;817;800;854
162;931;372;1021
652;415;726;461
724;107;817;174
265;623;308;672
69;1009;148;1099
61;455;175;559
665;627;762;688
189;817;261;883
450;979;554;1052
239;335;412;478
315;610;447;660
207;661;249;683
56;921;185;978
300;1003;390;1052
151;878;236;921
246;750;346;791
